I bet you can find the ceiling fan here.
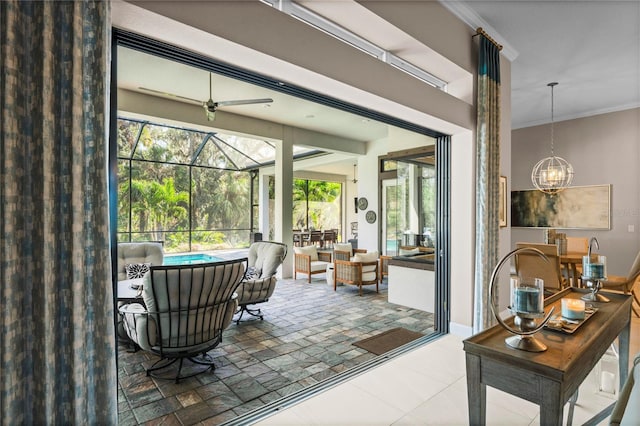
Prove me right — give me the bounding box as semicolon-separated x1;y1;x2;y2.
139;72;273;121
202;73;273;121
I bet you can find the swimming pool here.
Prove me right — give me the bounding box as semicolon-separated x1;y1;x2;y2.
163;253;222;265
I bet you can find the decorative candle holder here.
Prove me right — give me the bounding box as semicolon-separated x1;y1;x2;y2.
582;255;609;302
489;247;555;352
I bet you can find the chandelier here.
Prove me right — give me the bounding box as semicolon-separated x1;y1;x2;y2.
531;82;574;194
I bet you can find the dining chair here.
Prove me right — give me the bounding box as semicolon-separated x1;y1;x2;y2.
566;237;589;253
515;242;567;295
601;250;640;317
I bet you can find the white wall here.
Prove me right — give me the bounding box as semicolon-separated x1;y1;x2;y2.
511;108;640;275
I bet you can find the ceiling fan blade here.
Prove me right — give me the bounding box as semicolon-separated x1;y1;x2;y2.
138;87;202;105
215;98;273;107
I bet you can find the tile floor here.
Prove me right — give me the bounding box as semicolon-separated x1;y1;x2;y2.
257;308;640;426
117;254;639;425
117;270;436;425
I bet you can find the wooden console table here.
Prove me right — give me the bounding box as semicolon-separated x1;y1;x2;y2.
463;288;631;425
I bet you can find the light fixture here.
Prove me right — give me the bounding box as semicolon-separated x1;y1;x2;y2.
352;164;358;184
531;82;574;194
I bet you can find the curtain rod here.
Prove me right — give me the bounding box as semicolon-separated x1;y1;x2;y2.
473;27;503;51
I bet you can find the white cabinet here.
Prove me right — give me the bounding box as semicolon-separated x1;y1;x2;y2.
388;265;435;312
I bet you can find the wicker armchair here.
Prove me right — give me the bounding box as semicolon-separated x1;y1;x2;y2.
334;251;379;296
379;255;392;283
293;245;332;283
333;242;366;262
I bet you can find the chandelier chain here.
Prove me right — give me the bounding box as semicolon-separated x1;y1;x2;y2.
549;82;556;156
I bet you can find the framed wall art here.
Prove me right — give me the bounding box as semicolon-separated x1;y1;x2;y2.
511;184;611;229
499;176;507;227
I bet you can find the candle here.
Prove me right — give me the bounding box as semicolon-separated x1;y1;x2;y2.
513;287;541;313
561;298;585;320
589;263;604;279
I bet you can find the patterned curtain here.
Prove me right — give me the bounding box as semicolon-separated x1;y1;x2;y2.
0;2;116;424
473;35;501;333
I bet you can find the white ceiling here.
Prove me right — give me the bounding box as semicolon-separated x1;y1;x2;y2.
117;1;640;142
450;0;640;129
118;47;390;143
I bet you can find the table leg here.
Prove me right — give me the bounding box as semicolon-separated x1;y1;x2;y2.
618;318;630;387
466;353;486;426
540;378;563;425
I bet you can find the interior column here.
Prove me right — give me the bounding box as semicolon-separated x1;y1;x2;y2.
275;130;294;278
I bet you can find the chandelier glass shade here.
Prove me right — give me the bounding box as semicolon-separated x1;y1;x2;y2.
531;82;574;194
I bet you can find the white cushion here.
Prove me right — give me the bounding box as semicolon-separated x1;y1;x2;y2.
334;243;353;256
352;251;379;263
362;271;377;282
310;261;329;272
399;247;420;255
294;245;318;261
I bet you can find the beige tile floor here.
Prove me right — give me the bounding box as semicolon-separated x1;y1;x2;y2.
256;314;640;426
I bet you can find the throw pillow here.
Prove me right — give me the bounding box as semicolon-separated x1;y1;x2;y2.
293;245;319;261
353;251;379;263
125;262;151;279
245;266;262;280
334;243;353;256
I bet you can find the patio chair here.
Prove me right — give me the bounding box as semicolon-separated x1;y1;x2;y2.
293;245;332;283
379;255;392;283
116;242;164;340
117;241;164;281
334;251;380;296
333;242;366;262
235;241;288;323
118;258;247;382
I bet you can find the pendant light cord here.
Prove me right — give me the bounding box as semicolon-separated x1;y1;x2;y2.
548;82;558;156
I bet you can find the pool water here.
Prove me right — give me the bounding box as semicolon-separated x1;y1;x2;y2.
163;253;222;265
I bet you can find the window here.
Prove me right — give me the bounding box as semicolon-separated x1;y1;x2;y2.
380;147;436;255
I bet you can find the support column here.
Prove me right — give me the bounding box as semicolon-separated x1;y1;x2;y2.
276;131;294;278
258;170;270;240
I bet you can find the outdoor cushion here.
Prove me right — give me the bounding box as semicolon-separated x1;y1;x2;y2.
249;241;285;278
294;245;319;261
310;260;329;272
334;243;353;256
352;251;379;273
117;242;164;281
399;247;420;256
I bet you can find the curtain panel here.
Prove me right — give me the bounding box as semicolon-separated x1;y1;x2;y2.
473;35;501;333
0;1;116;424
